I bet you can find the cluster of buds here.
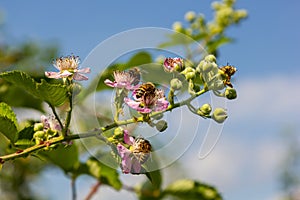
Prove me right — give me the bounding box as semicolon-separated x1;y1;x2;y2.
163;55;236;124
33;115;62;145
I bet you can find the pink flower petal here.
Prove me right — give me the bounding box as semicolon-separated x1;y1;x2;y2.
77;67;91;74
117;144;132;174
45;71;60;79
154;98;169;112
73;72;89;81
131;158;142;174
123;130;135;145
104;79;117;87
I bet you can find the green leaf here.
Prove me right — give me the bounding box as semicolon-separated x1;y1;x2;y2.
0;102;18;143
207;36;233;54
142;153;162;189
41;144;79;172
0;71;68;106
158;33;196;48
163;179;222;200
85;157;122;190
138;180;162;200
0;82;44;111
127;51;152;67
15;125;35;148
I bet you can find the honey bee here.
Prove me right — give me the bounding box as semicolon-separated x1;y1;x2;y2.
219;64;237;88
128;67;141;86
134;82;156;99
132;137;152;164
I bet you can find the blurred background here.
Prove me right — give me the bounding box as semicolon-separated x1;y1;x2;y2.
0;0;300;200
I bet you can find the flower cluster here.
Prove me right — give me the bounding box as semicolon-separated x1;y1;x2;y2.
45;55;90;81
103;54;237;174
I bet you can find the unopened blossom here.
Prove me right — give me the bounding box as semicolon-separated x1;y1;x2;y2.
41;115;62;132
163;57;184;72
125;83;169;113
45;55;90;81
117;130;151;174
104;68;141;90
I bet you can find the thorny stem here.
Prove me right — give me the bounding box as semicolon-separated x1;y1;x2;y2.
0;88;208;163
85;181;102;200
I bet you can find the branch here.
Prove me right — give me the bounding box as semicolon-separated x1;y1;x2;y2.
0;88;208;163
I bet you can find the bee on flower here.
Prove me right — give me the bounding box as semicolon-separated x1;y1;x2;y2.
45;55;90;81
124;82;169;113
117;129;152;174
104;68;141;90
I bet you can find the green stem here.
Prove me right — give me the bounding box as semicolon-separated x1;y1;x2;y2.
63;80;73;136
0;88;208;163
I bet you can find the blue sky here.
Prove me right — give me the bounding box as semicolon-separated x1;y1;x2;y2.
1;1;300;200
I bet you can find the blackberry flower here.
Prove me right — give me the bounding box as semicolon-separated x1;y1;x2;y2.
104;68;140;90
117;130;151;174
45;55;90;81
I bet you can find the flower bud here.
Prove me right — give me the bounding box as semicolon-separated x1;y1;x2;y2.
185;11;196;22
114;127;124;139
204;54;217;63
197;104;212;116
71;83;82;96
202;62;214;73
152;113;164;120
212;108;227;123
225;87;237;100
173;21;183;32
33;131;45;139
181;67;196;80
156;120;168;132
34;123;44;132
170;78;183;91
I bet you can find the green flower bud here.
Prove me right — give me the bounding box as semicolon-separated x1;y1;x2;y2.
114;127;124;138
156;120;168;132
46;129;58;138
71;83;82;96
204;55;217;63
202;62;214;73
152;113;164;120
212;108;227;123
170;78;183;91
173;21;183;32
225;87;237;100
33;131;45;139
181;67;196;80
34;123;44;132
197;104;212;116
185;11;196;22
210;79;225;91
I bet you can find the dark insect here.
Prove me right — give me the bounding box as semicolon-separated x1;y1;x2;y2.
219;64;237;88
128;67;141;86
132;138;152;164
134;82;156;99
